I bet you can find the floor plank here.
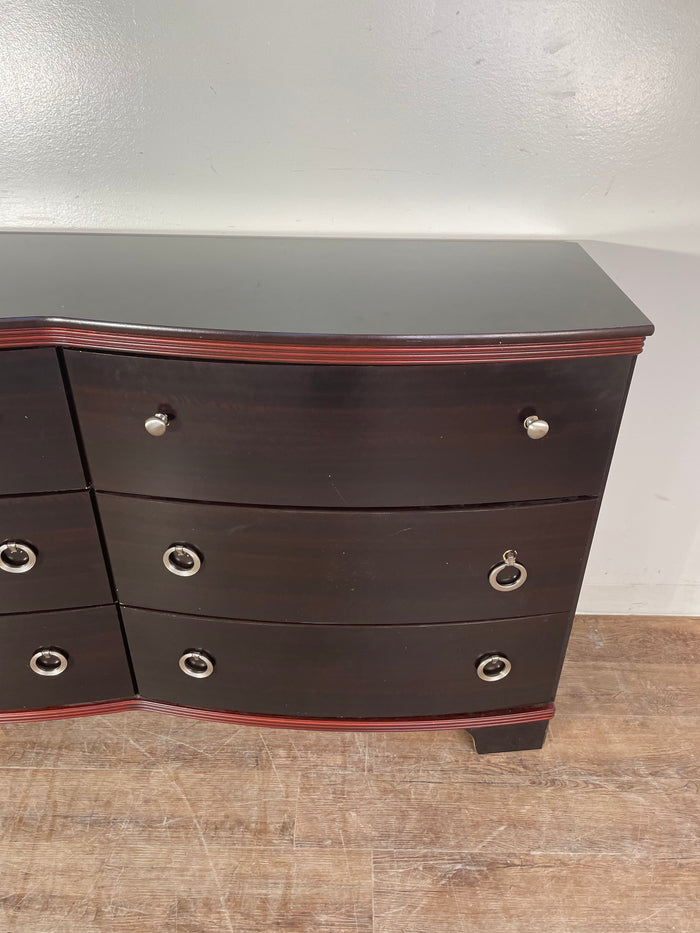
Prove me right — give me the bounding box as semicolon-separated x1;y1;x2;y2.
294;769;699;855
372;852;699;933
0;767;297;847
0;843;373;933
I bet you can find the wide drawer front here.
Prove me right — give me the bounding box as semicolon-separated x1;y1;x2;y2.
124;608;568;718
0;349;85;495
99;495;596;623
66;350;633;507
0;606;134;710
0;493;113;613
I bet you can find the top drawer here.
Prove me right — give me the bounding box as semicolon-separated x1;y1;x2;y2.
0;349;85;495
65;350;634;508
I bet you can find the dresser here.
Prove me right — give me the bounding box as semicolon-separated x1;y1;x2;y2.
0;234;653;753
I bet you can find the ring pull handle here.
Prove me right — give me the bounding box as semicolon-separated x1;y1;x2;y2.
488;549;527;592
523;414;549;439
179;650;215;679
0;541;37;574
163;544;202;577
30;647;69;677
145;412;170;436
476;653;512;682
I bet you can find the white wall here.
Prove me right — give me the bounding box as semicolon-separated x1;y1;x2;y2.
2;0;700;242
1;1;698;613
578;243;700;615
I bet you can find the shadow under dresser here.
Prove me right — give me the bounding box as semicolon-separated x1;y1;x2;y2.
0;234;653;753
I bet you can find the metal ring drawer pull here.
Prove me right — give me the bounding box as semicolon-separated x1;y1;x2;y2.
145;412;170;436
30;647;69;677
476;653;512;682
163;544;202;577
488;549;527;592
0;541;37;574
179;650;215;679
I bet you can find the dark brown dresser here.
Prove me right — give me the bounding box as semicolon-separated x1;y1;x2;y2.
0;234;653;753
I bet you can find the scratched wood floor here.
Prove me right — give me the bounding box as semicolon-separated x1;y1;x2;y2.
0;614;698;933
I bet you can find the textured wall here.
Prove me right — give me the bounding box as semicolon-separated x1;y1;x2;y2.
1;0;699;241
0;1;697;612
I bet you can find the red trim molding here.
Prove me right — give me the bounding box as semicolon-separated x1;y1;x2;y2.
0;698;554;731
0;324;646;364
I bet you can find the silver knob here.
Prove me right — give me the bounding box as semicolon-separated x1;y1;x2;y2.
163;544;202;577
476;653;512;682
145;412;170;436
524;414;549;439
179;650;215;679
488;549;527;592
0;541;37;574
30;648;69;677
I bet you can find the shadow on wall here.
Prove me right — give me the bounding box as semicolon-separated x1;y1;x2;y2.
579;241;700;616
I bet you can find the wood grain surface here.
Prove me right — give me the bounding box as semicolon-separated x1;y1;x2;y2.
122;608;568;718
0;492;113;614
0;614;697;933
0;606;133;710
0;348;85;496
98;494;597;623
67;350;634;507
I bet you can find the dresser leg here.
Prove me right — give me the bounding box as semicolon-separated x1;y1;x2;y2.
467;719;549;754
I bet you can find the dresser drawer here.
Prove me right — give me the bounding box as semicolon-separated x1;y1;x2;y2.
124;608;567;718
99;494;596;623
0;606;134;710
0;349;84;495
66;350;634;507
0;493;112;613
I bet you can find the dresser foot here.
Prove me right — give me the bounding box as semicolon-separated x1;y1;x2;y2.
467;719;549;754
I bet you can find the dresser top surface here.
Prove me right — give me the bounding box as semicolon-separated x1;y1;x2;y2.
0;233;652;344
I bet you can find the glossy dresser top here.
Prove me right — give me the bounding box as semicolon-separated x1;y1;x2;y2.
0;234;652;351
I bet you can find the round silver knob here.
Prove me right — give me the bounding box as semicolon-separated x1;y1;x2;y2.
30;648;69;677
476;653;512;682
145;412;170;436
524;414;549;439
0;541;37;574
179;650;215;679
488;549;527;592
163;544;202;577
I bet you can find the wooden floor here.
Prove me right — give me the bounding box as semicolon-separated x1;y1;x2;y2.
0;614;698;933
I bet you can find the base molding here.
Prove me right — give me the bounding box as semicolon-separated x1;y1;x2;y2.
0;698;555;731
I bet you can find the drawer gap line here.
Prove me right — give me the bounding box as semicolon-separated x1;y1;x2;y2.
95;489;598;513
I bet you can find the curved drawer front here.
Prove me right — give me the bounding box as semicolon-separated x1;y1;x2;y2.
66;350;633;507
0;349;84;495
123;608;568;718
0;493;112;613
99;494;596;623
0;607;134;710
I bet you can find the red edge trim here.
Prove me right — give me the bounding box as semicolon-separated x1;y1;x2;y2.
0;698;555;731
0;325;645;363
